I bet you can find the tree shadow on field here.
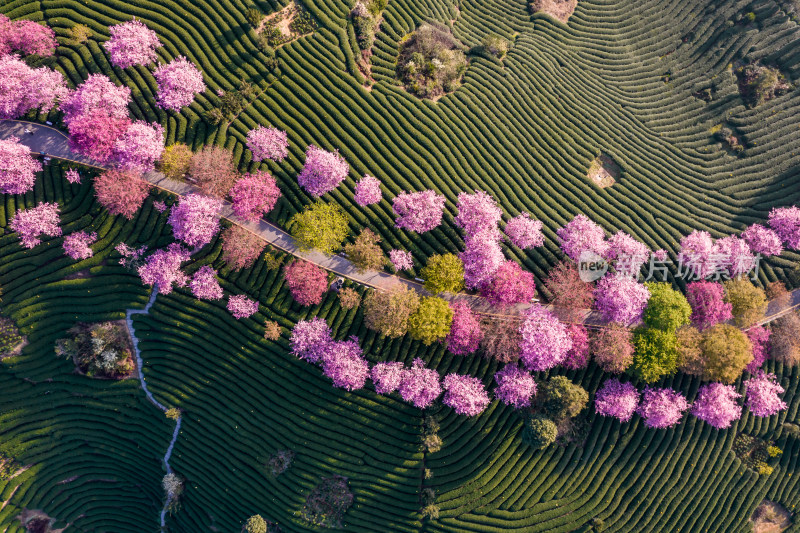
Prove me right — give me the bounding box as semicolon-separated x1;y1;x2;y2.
742;164;800;216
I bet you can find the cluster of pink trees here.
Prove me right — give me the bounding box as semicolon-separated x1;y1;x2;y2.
685;281;732;330
320;338;370;391
283;260;328;306
746;326;770;372
190;265;223;300
636;388;689;429
519;305;572;371
93;170;151;219
594;379;639;422
691;383;742;429
229;171;281;222
442;374;490;416
246;126;289;162
10;202;61;248
0;137;42;195
445;302;483;355
65;169;81;184
455;191;504;289
504;212;544;249
227;294;259;319
104;20;161;69
745;371;787;416
113;121;165;172
0;54;67;120
0;15;57;57
137;243;190;294
297;145;349;197
354;175;382;206
480;260;536;307
562;324;590;370
389;249;414;271
594;275;650;324
371;361;404;394
605;231;649;276
557;214;609;261
393;190;446;233
398;358;442;408
63;231;97;260
493;364;536;408
168;194;221;248
741;224;783;257
153;56;206;111
290;317;333;363
769;206;800;250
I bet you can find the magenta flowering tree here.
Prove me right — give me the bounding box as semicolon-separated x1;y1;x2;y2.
229;171;281;222
113;121;165;172
746;326;770;373
393;190;446;233
398;358;442;409
605;231;650;276
480;260;536;307
594;275;651;324
493;364;536;409
691;383;742;429
0;55;67;119
460;231;505;289
454;191;502;235
741;224;783;257
103;20;161;68
636;387;689;429
745;371;787;417
10;202;61;248
0;136;42;195
137;243;190;294
61;74;131;124
389;249;414;271
714;236;756;278
504;212;544;249
769;206;800;250
652;249;668;261
685;281;732;331
594;379;639;423
297;145;349;197
442;373;491;417
190;265;223;300
290;317;333;363
283;260;328;306
371;361;404;395
62;231;97;260
321;339;369;391
562;324;590;370
519;305;572;371
556;214;608;261
0;15;57;57
446;302;483;355
678;230;715;279
354;175;382;206
115;242;146;268
67;113;131;164
65;169;81;184
246;126;289;162
153;56;206;111
227;294;259;319
168;194;221;248
153;201;168;213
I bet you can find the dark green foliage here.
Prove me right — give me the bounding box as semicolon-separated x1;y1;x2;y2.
246;6;263;28
522;414;558;450
397;23;468;98
538;376;589;422
55;322;134;378
300;476;354;529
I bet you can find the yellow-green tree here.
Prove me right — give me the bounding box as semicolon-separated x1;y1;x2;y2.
407;297;453;345
290;202;350;255
421;253;464;294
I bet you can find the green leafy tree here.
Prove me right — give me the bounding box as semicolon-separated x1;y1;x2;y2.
723;279;767;327
243;515;267;533
522;414;557;449
290;202;350;255
632;327;679;383
343;228;386;272
363;286;420;338
408;297;454;345
700;323;753;383
538;376;588;421
420;253;464;294
643;282;691;331
158;143;193;180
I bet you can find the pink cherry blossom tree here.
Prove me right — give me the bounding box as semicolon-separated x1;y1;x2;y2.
594;275;650;324
678;230;715;279
713;236;756;278
636;387;689;429
0;136;41;194
290;317;333;363
768;206;800;250
115;242;146;268
556;214;608;261
393;190;446;233
519;305;572;371
691;383;742;429
446;302;483;355
594;379;639;422
113;121;165;172
460;231;505;289
562;324;590;370
0;54;67;119
354;175;382;206
746;326;770;373
398;358;442;409
103;20;161;68
168;194;221;248
68;113;131;164
137;243;190;294
246;126;289;162
605;230;650;276
190;265;223;300
389;249;414;271
0;15;57;57
741;224;783;257
93;169;151;219
10;202;61;248
371;361;404;394
745;371;787;417
443;374;490;417
493;364;536;409
321;339;369;391
283;260;328;306
454;191;502;235
61;74;131;124
63;231;97;260
504;212;544;249
153;56;206;111
65;169;81;184
227;294;259;319
480;260;536;307
297;145;349;197
229;171;281;222
685;281;732;331
652;249;668;261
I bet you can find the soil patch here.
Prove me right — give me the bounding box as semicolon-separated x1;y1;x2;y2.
16;509;69;533
752;500;792;533
588;154;620;188
529;0;578;24
257;1;316;48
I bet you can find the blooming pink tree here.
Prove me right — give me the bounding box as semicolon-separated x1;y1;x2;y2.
0;137;41;194
103;20;161;68
594;275;650;324
168;194;221;248
153;201;168;213
393;190;446;233
227;294;259;319
741;224;783;257
652;249;668;261
290;317;332;363
68;113;131;164
769;206;800;250
115;242;146;268
389;249;414;271
480;260;536;307
113;121;165;172
746;326;770;373
594;379;639;422
691;383;742;429
0;15;57;57
446;302;483;355
398;358;442;409
153;56;206;111
745;371;787;417
63;231;97;260
605;231;649;276
460;231;505;289
321;339;369;391
454;191;502;235
354;175;381;206
678;230;715;279
371;361;404;394
246;126;289;162
493;364;536;408
137;243;190;294
93;169;151;219
562;324;590;370
636;387;689;429
297;145;349;197
229;171;281;222
61;74;131;124
190;265;223;300
504;212;544;249
283;260;328;306
65;169;81;184
443;373;490;417
714;236;756;278
519;305;572;371
685;281;732;331
10;202;61;248
0;54;67;119
556;214;608;261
